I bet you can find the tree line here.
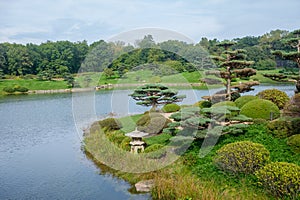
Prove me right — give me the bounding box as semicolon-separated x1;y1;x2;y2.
0;29;298;78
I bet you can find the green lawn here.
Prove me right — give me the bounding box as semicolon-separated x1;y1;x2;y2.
0;79;68;95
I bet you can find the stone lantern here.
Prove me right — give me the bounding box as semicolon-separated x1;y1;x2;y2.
125;129;148;154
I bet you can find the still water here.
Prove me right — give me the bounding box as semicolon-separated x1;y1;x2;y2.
0;84;294;199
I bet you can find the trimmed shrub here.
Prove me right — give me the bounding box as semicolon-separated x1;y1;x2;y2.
162;103;180;113
234;95;258;108
106;131;126;145
284;94;300;117
98;118;122;131
193;100;212;108
287;134;300;153
137;113;171;134
212;101;236;107
267;119;293;138
231;91;241;102
255;162;300;198
291;118;300;135
15;86;29;93
120;137;131;151
257;89;289;109
3;86;16;93
240;99;280;120
267;118;300;138
214;141;270;174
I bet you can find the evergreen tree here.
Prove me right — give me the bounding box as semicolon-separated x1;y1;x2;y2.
211;41;255;100
272;29;300;93
129;84;186;110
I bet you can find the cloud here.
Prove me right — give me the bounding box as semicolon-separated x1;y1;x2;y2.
0;0;299;44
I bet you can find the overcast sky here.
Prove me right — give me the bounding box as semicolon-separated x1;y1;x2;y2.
0;0;299;44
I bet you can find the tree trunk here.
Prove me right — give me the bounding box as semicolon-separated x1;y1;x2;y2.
151;102;157;111
226;66;231;101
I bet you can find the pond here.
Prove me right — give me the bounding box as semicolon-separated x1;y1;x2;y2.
0;84;295;199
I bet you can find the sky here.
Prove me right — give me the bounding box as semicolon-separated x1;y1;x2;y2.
0;0;299;44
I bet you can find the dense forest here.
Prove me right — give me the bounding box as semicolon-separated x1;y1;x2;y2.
0;29;298;79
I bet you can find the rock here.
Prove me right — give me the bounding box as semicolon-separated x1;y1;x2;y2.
135;180;154;192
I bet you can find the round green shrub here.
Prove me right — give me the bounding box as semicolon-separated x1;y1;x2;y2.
193;100;212;108
212;101;236;107
214;141;270;174
98;118;122;131
284;94;300;117
287;134;300;153
234;95;259;108
3;86;16;93
240;99;280;120
267;119;293;138
162;103;180;113
137;113;171;134
255;162;300;198
257;89;289;109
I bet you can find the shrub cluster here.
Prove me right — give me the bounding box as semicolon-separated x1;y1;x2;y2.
234;95;258;108
2;85;29;94
212;101;236;108
98;118;122;131
267;118;300;138
162;103;181;113
137;113;171;134
287;134;300;153
240;99;280;120
214;141;270;174
284;94;300;117
256;89;289;109
255;162;300;198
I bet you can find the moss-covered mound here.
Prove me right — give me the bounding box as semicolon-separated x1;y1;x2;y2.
162;103;180;113
212;101;236;107
240;99;280;120
234;95;258;108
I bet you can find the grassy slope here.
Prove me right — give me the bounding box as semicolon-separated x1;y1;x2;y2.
0;79;69;95
86;111;300;199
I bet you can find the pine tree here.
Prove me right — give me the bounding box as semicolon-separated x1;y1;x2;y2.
210;41;255;100
129;84;186;110
272;29;300;93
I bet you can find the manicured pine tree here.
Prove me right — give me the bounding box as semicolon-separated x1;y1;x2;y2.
211;41;255;100
129;84;186;110
272;29;300;93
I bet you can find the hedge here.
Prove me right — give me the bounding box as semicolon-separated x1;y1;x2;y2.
214;141;270;174
255;162;300;198
240;99;280;120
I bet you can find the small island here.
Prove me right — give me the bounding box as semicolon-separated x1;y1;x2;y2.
84;82;300;200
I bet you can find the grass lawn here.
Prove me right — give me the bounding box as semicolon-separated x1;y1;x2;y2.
0;79;68;95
